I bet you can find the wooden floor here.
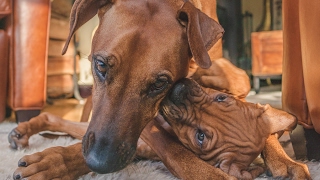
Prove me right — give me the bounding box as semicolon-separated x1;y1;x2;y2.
42;98;85;122
4;98;86;123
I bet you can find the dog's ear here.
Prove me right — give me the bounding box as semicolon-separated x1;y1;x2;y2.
177;1;224;69
62;0;110;55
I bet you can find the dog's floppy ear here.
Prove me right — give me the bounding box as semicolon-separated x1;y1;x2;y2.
62;0;110;54
177;1;224;69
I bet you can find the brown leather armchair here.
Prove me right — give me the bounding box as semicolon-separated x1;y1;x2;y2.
0;29;8;121
0;0;10;122
282;0;320;161
0;0;50;122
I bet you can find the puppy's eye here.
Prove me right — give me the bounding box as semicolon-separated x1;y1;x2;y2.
196;130;205;146
215;94;227;102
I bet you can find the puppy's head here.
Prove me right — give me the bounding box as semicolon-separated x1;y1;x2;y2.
160;78;297;167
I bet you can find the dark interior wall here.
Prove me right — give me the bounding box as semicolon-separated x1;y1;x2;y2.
217;0;243;66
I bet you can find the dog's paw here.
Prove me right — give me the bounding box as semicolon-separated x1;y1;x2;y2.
268;160;311;180
8;127;29;149
13;148;65;180
13;143;88;180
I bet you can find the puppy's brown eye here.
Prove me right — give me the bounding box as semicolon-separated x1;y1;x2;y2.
196;130;205;146
215;94;227;102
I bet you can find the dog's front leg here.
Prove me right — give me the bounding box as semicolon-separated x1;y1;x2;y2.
8;112;88;149
13;142;90;180
141;120;236;180
263;134;311;180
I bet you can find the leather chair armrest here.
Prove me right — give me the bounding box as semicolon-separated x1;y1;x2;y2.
7;0;51;122
0;30;9;121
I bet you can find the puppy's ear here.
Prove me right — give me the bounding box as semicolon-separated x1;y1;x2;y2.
62;0;111;54
177;1;224;69
259;104;298;134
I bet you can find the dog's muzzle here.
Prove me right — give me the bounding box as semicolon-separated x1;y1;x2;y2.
82;131;136;174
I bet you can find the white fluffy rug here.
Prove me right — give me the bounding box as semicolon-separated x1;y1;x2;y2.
0;122;176;180
0;121;319;180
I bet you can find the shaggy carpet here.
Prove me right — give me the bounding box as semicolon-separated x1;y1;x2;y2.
0;122;176;180
0;121;319;180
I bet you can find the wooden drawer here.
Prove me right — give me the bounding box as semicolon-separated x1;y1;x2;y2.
0;0;11;19
47;56;79;76
48;39;75;57
47;74;74;98
251;30;283;76
49;18;70;40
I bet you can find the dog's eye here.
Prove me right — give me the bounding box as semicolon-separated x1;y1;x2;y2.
149;76;169;94
196;130;205;146
154;79;167;89
94;56;108;78
215;94;227;102
96;60;107;73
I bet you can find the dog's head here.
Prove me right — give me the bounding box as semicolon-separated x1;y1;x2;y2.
160;78;297;172
63;0;223;173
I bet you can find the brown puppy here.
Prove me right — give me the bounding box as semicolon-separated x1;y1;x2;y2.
160;78;310;179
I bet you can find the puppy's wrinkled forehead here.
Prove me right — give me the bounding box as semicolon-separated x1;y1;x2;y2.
161;79;237;124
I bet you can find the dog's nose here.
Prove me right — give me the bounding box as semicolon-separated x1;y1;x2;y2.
82;131;136;174
82;131;94;157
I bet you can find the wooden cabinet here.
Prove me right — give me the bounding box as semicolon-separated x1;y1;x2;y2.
251;30;283;93
47;0;78;98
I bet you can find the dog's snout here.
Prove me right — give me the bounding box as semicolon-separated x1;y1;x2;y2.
82;131;136;174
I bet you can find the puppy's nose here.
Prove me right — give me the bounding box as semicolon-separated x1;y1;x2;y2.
169;81;188;104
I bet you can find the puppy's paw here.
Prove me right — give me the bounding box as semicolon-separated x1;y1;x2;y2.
288;161;311;180
268;160;311;180
264;135;312;180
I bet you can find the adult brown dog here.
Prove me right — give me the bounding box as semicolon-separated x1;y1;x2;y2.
160;78;311;179
8;0;309;179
